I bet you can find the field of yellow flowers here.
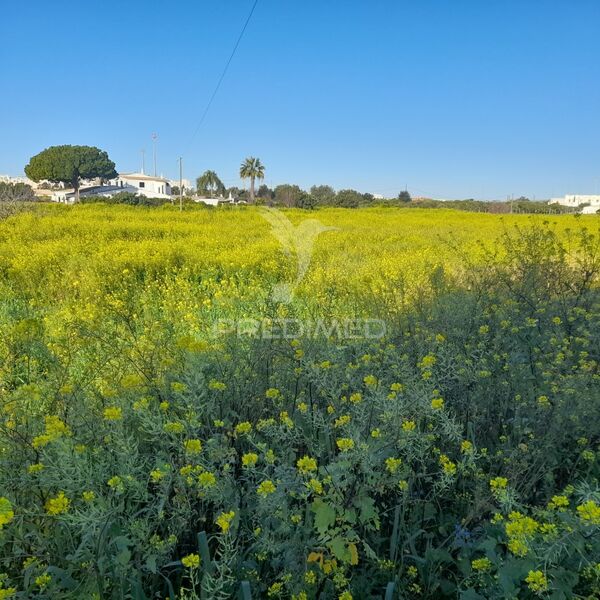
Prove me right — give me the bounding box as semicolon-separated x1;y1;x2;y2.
0;204;599;599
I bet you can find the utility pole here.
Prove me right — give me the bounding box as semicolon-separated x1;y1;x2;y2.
178;157;183;211
141;149;145;174
152;133;158;176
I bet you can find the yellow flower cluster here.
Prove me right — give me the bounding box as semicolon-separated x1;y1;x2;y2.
184;438;202;454
307;478;323;494
349;392;362;404
296;456;318;474
525;570;548;593
181;553;200;568
0;497;14;528
198;471;217;488
279;411;294;428
45;491;70;516
471;557;492;572
103;406;122;421
385;457;402;474
215;510;235;533
235;422;253;436
33;415;71;448
505;512;539;556
547;494;569;511
334;415;351;428
242;452;259;467
257;480;277;497
336;438;355;452
577;500;600;525
439;454;456;476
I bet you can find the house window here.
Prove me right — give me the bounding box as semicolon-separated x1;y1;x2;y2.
139;182;145;188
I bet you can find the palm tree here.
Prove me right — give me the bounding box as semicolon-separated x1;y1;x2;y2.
196;170;225;198
239;157;265;204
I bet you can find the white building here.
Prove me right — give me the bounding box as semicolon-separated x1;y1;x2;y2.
51;172;173;203
117;172;171;198
550;194;600;214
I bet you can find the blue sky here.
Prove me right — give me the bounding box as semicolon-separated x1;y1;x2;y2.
1;0;599;199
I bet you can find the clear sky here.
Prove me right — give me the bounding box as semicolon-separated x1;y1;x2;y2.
1;0;599;200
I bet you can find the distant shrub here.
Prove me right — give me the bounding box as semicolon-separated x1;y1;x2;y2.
0;182;37;202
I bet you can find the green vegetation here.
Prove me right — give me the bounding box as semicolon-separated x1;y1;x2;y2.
0;206;598;598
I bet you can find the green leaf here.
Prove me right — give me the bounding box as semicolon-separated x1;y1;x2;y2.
328;536;350;562
354;495;379;526
145;555;157;574
311;499;336;535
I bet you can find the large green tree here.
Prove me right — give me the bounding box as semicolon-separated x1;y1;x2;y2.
335;189;363;208
310;185;336;206
274;184;304;208
25;145;117;202
196;170;225;198
239;157;265;204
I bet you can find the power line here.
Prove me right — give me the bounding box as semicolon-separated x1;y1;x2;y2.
185;0;259;152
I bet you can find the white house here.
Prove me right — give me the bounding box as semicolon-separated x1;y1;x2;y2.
51;172;173;203
549;194;600;214
117;172;171;198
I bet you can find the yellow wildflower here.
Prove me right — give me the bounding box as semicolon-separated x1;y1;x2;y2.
184;439;202;454
257;480;277;497
577;500;600;525
336;438;355;452
181;553;200;568
489;477;508;491
439;454;456;476
547;495;569;511
242;452;259;468
35;573;51;589
198;471;217;488
461;440;473;453
103;406;122;421
82;491;95;502
307;478;323;495
349;392;362;404
385;457;402;474
334;414;351;428
525;570;548;593
215;510;235;533
163;421;184;434
297;456;318;475
279;411;294;428
305;571;316;584
235;421;252;436
471;557;492;571
0;497;15;528
45;491;70;515
208;379;227;391
363;375;378;387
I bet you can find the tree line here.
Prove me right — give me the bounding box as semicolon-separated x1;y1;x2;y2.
4;145;584;214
